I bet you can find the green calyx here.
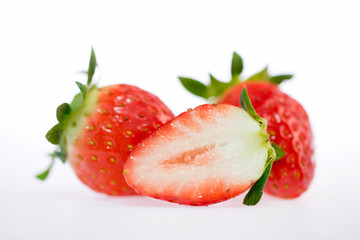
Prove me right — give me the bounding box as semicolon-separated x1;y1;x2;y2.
37;47;98;180
239;87;285;162
239;88;275;206
178;52;293;101
271;142;285;161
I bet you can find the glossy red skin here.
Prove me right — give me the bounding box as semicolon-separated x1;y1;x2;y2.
219;82;315;198
68;84;174;195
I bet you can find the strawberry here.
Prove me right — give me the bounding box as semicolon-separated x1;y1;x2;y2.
178;52;315;199
38;48;174;196
124;88;276;206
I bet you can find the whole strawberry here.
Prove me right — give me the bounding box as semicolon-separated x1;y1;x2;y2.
39;48;174;195
179;53;315;199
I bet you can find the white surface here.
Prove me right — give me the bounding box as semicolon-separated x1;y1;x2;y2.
1;0;360;239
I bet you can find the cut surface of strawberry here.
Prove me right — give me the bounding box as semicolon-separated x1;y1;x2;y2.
124;95;275;206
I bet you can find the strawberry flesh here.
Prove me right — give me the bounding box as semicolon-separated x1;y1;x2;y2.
124;104;271;205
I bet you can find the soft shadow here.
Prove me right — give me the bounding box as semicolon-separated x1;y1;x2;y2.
96;195;198;208
42;186;287;208
212;194;279;208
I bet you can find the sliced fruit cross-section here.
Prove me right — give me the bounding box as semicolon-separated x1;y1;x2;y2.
124;89;275;206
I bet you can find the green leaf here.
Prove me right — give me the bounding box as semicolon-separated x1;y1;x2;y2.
56;103;71;123
243;161;273;206
45;124;62;145
51;149;66;163
247;66;270;81
178;77;208;99
70;93;83;111
87;47;97;86
271;142;285;161
231;52;243;77
240;87;262;122
36;158;55;180
59;145;67;163
208;74;228;97
76;81;87;99
270;74;293;85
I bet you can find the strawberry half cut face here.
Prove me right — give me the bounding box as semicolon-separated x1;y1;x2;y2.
124;103;273;206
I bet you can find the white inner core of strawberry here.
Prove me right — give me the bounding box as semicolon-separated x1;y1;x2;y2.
161;143;224;167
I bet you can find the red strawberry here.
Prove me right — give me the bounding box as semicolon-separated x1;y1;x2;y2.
179;52;315;199
219;82;314;198
39;48;174;196
124;89;276;206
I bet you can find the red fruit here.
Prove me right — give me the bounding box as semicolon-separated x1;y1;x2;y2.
40;49;174;196
179;52;315;199
219;82;314;198
124;95;276;206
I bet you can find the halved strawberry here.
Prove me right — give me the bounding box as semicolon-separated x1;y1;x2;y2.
124;89;276;206
39;48;174;195
178;52;314;199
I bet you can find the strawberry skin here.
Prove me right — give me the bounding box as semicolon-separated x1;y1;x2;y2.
178;52;315;199
124;103;274;206
219;82;315;198
41;48;174;196
65;84;174;195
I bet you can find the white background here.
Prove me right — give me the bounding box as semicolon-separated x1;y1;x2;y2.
1;0;360;239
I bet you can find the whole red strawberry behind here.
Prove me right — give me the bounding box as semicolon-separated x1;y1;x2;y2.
179;53;315;199
219;82;314;198
38;48;174;195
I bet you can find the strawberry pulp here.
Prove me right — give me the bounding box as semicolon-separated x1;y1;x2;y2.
124;103;274;206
